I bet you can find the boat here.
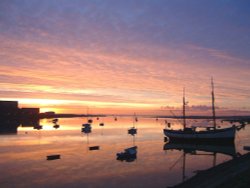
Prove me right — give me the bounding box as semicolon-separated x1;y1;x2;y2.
116;146;137;162
128;113;137;135
88;119;93;123
82;123;91;128
128;128;137;135
82;127;91;133
89;146;100;150
52;118;58;123
82;123;92;133
47;154;60;160
84;107;93;124
82;107;92;133
53;124;60;129
163;78;243;143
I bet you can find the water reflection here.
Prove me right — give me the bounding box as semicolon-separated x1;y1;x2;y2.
0;117;249;188
164;142;237;158
0;120;19;134
33;124;43;130
0;119;41;134
164;141;238;184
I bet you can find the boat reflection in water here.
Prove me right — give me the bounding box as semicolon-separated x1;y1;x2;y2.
0;119;41;134
163;140;238;185
33;124;43;130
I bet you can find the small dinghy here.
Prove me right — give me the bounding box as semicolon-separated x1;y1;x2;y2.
128;127;137;135
82;123;92;133
88;119;93;123
47;154;60;160
53;124;60;129
117;146;137;162
89;146;100;150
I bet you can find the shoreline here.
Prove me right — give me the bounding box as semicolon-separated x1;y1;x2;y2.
173;152;250;188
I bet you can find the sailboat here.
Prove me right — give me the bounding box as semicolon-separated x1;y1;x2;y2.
163;78;242;143
128;113;137;135
82;107;92;133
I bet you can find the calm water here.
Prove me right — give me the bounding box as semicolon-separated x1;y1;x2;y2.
0;117;249;188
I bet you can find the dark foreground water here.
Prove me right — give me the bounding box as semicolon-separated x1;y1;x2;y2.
0;117;249;188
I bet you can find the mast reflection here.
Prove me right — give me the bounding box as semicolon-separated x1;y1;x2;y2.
163;141;238;184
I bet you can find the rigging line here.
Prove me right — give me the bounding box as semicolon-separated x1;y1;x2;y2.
170;110;184;126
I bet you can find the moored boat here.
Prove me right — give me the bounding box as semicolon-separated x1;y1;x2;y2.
47;154;60;160
163;78;242;143
128;113;138;135
164;126;237;143
82;123;92;133
116;146;137;162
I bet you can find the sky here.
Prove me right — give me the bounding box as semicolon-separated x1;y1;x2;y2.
1;0;250;115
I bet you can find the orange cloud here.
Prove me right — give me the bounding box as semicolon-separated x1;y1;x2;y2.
1;35;250;115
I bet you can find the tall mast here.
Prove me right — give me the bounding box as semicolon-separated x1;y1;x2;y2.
211;77;216;129
183;87;187;129
133;112;135;128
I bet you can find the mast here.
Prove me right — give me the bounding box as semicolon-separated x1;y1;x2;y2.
86;106;89;121
133;112;136;128
183;87;187;129
211;77;216;129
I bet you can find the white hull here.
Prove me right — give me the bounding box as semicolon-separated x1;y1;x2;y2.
164;126;236;142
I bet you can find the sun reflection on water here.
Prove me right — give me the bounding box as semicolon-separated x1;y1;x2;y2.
0;117;249;187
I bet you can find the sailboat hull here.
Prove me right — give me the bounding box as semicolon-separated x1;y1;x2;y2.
164;127;236;143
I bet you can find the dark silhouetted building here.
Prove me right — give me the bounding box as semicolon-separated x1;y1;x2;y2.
20;108;40;119
0;101;19;118
0;100;40;133
0;100;40;119
39;111;55;118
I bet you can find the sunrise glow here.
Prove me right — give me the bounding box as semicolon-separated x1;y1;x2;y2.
1;1;250;116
